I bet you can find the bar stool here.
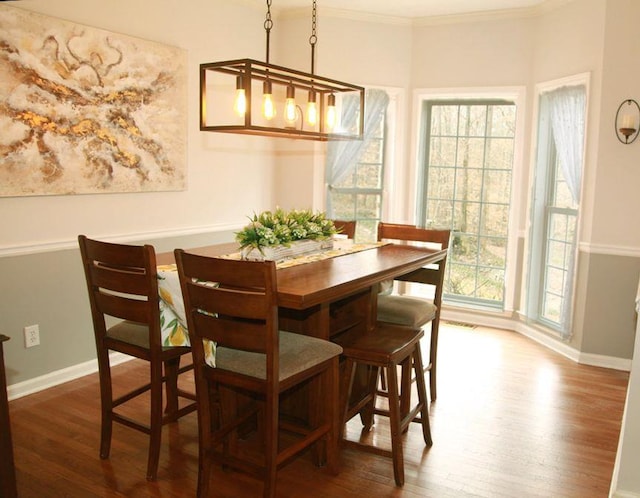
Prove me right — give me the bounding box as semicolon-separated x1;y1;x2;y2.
335;323;433;486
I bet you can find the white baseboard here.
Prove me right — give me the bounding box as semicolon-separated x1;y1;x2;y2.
7;352;132;401
442;308;632;372
611;490;640;498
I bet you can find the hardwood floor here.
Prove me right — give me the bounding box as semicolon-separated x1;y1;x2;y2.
8;324;629;497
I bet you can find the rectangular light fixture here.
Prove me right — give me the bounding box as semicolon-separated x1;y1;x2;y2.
199;58;365;141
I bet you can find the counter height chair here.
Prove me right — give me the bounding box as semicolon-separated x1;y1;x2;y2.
331;220;357;240
78;235;196;481
376;223;451;402
335;323;432;486
174;250;343;498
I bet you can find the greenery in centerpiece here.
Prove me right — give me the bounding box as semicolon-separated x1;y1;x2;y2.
236;208;338;252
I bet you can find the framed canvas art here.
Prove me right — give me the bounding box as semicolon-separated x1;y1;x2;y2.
0;6;187;196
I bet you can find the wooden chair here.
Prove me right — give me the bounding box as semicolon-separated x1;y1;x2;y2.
335;323;432;486
78;235;196;481
332;219;357;239
376;222;451;402
174;250;343;498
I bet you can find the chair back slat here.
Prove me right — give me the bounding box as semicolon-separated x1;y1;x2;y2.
187;283;269;321
82;236;153;269
95;292;151;324
90;264;151;296
192;313;268;354
378;223;451;249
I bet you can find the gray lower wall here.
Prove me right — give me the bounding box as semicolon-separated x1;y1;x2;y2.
577;251;640;358
2;229;639;390
0;230;235;387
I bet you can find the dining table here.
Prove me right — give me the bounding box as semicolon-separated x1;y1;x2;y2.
156;239;448;426
155;239;448;346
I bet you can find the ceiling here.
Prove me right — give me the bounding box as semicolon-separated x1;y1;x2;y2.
268;0;550;19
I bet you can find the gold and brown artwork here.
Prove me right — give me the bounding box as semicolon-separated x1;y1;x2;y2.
0;6;186;196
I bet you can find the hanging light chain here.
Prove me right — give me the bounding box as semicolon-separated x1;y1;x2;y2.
309;0;317;75
264;0;273;64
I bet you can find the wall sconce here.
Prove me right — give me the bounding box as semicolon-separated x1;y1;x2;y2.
615;99;640;144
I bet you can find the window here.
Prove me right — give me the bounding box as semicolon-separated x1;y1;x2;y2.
417;99;518;310
326;89;390;242
526;81;586;338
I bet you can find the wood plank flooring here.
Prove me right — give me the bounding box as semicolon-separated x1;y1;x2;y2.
8;324;629;497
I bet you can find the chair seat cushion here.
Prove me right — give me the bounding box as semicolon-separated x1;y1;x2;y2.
215;331;343;381
377;294;437;328
107;320;150;349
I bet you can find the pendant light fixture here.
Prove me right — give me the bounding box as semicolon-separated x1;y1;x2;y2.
199;0;364;141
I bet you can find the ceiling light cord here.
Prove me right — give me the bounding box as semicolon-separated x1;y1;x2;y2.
309;0;317;75
264;0;273;64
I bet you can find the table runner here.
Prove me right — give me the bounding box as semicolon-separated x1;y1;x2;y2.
156;241;386;354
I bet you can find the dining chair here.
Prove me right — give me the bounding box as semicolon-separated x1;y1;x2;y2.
78;235;196;481
376;222;451;402
335;322;432;486
174;249;343;498
332;219;357;239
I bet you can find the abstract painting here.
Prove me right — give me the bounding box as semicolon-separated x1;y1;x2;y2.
0;6;187;196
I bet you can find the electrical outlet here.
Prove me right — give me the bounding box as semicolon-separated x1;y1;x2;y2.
24;324;40;348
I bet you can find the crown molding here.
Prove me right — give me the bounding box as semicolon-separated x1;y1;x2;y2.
271;0;574;27
413;0;574;27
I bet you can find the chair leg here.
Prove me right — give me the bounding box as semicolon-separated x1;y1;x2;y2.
147;360;163;481
361;366;380;430
263;391;278;498
164;357;180;419
412;345;432;447
325;357;340;475
339;358;356;441
400;358;412;418
308;374;325;467
196;390;214;498
98;348;113;460
386;363;405;487
428;320;440;402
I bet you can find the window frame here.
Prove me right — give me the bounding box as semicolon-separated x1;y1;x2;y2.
525;74;589;337
411;87;527;314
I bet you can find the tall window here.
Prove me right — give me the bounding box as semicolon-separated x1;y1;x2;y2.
417;99;517;310
526;82;586;339
326;89;389;241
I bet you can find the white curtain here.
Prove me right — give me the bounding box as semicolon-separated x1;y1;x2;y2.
326;89;389;215
547;85;586;204
545;84;586;339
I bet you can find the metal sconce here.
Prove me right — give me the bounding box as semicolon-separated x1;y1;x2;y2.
199;0;364;141
615;99;640;144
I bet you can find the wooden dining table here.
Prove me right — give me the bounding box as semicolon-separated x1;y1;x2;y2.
156;241;448;342
158;240;448;427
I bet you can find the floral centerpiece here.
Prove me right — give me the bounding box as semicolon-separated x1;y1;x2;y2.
236;208;339;261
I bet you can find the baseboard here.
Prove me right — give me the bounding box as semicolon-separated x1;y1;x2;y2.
442;307;632;372
7;352;132;401
611;490;640;498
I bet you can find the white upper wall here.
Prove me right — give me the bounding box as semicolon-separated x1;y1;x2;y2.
411;16;534;88
591;0;640;251
1;0;278;252
3;0;639;254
